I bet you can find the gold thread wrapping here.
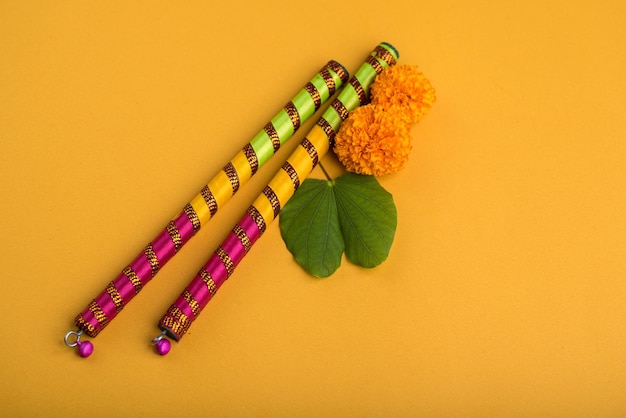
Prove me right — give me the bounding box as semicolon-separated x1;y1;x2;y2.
374;45;397;66
232;224;252;254
123;266;143;294
182;289;201;318
75;313;99;337
365;55;384;74
247;206;266;234
88;300;109;329
331;99;350;121
281;161;300;190
166;220;183;252
183;203;201;234
231;150;253;184
305;82;322;111
216;246;235;277
284;101;301;131
144;244;160;278
316;117;336;142
199;268;217;296
264;122;281;152
222;162;240;195
200;185;219;216
105;281;124;313
159;316;184;339
262;185;281;219
161;305;192;338
190;194;211;226
301;137;320;166
320;67;336;96
350;77;367;105
242;143;259;175
327;60;349;82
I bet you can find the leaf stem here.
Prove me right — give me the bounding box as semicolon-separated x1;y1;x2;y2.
317;160;333;182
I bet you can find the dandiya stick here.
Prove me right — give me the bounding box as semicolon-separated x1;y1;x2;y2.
153;42;399;355
65;60;349;356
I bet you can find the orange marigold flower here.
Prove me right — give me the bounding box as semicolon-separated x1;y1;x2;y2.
370;64;436;124
334;105;411;176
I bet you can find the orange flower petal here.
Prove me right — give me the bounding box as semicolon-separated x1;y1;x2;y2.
334;105;412;176
370;65;436;124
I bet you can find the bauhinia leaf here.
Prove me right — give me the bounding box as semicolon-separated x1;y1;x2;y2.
279;178;344;278
280;172;397;276
334;173;397;268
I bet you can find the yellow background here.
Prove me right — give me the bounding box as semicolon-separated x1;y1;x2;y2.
1;1;625;416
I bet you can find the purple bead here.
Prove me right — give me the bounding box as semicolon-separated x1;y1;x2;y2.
155;338;171;355
76;340;94;358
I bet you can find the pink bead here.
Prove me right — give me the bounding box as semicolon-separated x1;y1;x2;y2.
155;339;171;355
76;340;94;358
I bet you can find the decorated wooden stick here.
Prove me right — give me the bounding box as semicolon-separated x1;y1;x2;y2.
153;43;398;355
65;60;349;356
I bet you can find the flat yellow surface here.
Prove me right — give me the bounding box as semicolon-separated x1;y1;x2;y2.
2;1;626;416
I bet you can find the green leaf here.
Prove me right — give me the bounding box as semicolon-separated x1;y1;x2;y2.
280;172;397;277
279;178;344;278
334;173;397;268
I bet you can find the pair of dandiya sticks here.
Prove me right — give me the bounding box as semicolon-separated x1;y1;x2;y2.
64;42;399;357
